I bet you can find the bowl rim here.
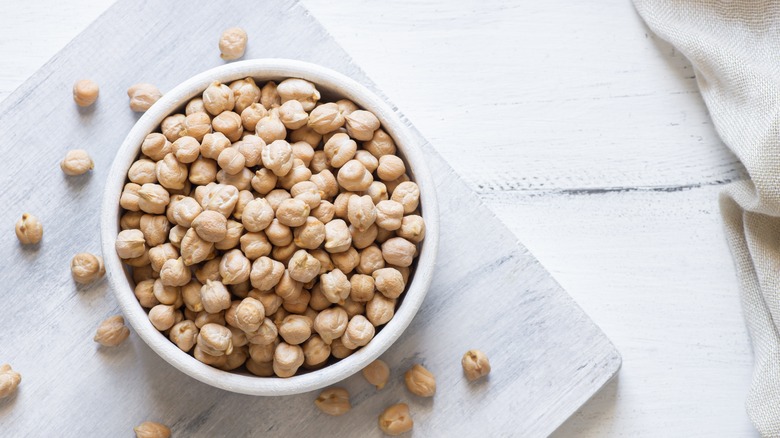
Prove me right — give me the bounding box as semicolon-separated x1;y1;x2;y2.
100;58;439;396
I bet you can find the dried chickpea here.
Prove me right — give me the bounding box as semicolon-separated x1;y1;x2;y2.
155;154;188;190
120;183;142;211
391;181;420;214
301;334;330;367
71;252;105;284
344;110;379;141
168;320;198;352
351;224;378;250
237;135;265;166
14;213;42;245
309;150;329;173
311;200;335;224
194;345;228;367
310;169;339;200
323;133;356;168
350;274;375;302
121;211;144;230
372;268;405;299
191;210;227;243
290;141;315;166
398;215;425;243
234;297;266;333
219;249;251;284
246;358;274;376
251;168;277;194
60;149;94;176
246;317;279;346
279;99;309;130
200;132;231;159
313;307;348;344
94;315;130;347
334;192;355;220
217;147;246;175
153;279;180;305
275;270;303;301
180;227;214;265
278;158;312;190
381;237;417;268
203;81;235;115
137;183;170;214
241;103;267;131
230;77;261;114
219;27;248;61
181;112;212;142
128;159;157;184
240;232;272;259
287;249;321;283
291;180;321;209
139;214;170;247
315;388;351;416
195;310;226;329
341;315;374;349
276;198;310;227
357;244;385;275
217;167;252;190
277;78;320;111
279;314;312;345
348;195;377;232
161;114;186;142
324;219;351;253
250;256;285;290
0;364;21;399
219;345;248;371
273;242;300;266
200;280;232;314
331;247;360;273
273;342;304;377
330;338;354;359
213;111;243;142
290;125;322;148
293;217;325;250
375;200;404;231
405;364;436;397
462;349;491;381
337;160;373;192
366;294;396;326
186;97;205;115
148;304;177;331
73;79;99;107
255;110;287;144
141;133;172;161
201;183;239;216
197;323;233;356
128;83;162;112
308;102;345;134
181;280;204;312
116;229;146;259
134;280;159;308
355;150;379;173
364;128;397;158
362;359;390;390
160;257;191;287
261;81;280;108
265;218;293;247
320;269;351;303
378;403;413;436
377;155;406;181
261;139;294;176
133;421;171;438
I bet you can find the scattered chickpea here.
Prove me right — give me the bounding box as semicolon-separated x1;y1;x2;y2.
462;349;491;381
127;83;162;112
72;79;99;107
15;213;43;245
314;387;351;416
94;315;131;347
404;364;436;397
378;403;413;436
0;364;21;399
71;252;105;284
219;27;248;61
133;421;171;438
60;149;94;176
362;359;390;390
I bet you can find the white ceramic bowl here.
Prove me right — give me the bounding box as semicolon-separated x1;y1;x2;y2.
101;59;439;396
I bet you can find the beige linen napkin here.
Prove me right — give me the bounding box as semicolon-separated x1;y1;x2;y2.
633;1;780;435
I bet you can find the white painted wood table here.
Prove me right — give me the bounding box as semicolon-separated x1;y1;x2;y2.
0;0;757;436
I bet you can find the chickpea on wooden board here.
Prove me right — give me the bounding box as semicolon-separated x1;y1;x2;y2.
115;76;426;379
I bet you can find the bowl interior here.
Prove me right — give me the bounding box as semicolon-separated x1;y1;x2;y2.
100;59;439;396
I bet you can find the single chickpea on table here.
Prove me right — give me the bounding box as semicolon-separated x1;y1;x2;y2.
114;75;426;380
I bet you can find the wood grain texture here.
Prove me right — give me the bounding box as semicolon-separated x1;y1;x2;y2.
0;0;618;437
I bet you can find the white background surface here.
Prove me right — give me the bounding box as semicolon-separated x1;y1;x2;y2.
0;0;756;436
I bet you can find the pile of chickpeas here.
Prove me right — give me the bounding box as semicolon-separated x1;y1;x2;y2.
115;75;426;378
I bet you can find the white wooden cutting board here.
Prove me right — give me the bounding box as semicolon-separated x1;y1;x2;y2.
0;0;620;436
